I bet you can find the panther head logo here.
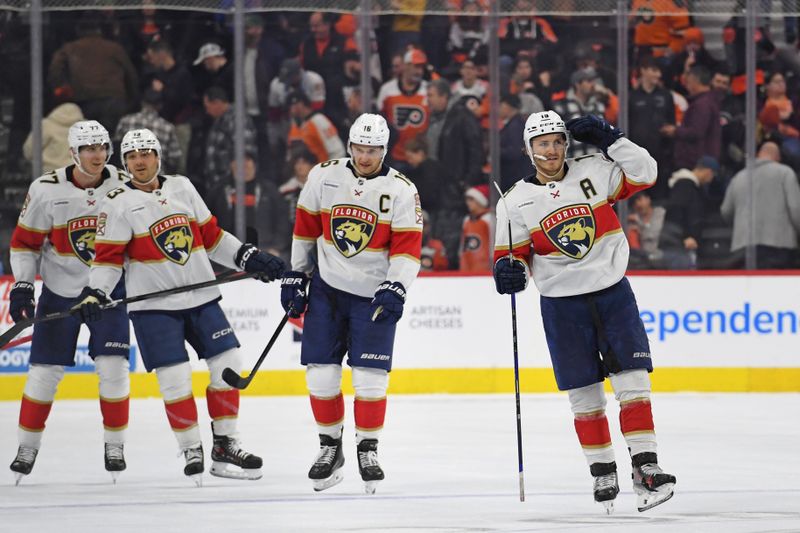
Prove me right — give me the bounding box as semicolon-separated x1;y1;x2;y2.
150;214;194;265
330;204;378;258
68;216;97;265
542;204;596;259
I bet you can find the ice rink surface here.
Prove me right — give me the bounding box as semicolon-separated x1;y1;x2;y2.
1;393;798;533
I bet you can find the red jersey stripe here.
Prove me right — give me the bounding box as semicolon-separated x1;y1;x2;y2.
10;225;47;252
295;207;323;239
197;215;223;249
390;228;422;260
94;242;126;266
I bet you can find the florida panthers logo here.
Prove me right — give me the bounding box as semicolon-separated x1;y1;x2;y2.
150;214;194;265
68;216;97;265
331;204;377;258
541;204;596;259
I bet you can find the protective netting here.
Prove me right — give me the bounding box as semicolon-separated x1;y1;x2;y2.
0;0;799;16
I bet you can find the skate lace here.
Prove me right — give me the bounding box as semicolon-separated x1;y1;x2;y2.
638;463;664;477
15;446;37;463
223;437;251;461
314;445;337;466
358;449;379;469
105;443;124;461
594;472;617;491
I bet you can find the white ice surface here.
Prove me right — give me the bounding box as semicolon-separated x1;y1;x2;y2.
1;393;799;533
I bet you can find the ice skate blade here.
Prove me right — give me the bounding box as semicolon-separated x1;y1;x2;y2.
210;461;262;480
13;473;25;486
364;480;380;495
110;471;120;484
188;473;203;487
312;471;343;492
636;483;675;512
598;500;615;515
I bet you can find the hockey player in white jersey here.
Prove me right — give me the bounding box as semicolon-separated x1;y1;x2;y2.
8;120;131;484
492;112;676;513
74;128;285;485
280;113;422;494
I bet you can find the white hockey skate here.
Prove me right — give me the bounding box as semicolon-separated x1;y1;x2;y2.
104;443;126;484
182;444;204;487
357;439;385;495
10;446;38;486
308;434;344;492
632;453;676;512
590;462;619;515
209;432;262;481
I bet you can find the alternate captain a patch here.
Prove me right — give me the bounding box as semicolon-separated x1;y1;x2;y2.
150;214;193;265
331;204;377;258
541;204;596;259
68;216;97;265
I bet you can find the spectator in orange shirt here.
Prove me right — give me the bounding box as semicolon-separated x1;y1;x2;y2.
459;184;494;272
287;91;346;164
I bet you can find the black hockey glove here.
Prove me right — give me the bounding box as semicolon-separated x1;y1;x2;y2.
566;115;624;153
72;287;111;323
235;243;286;282
370;281;406;324
493;257;529;295
280;271;309;318
9;281;35;323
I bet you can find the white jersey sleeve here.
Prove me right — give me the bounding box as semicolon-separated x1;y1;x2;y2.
91;188;130;296
606;138;658;202
9;181;51;284
386;180;423;289
290;163;324;274
188;182;242;270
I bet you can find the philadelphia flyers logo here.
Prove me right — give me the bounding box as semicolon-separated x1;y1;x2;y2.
393;105;426;129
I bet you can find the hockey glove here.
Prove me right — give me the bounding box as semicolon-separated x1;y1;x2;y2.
493;257;529;295
280;271;309;318
9;281;35;323
370;281;406;324
72;287;111;323
566;115;623;153
235;243;286;282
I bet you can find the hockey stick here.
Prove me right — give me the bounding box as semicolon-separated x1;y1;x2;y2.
1;334;32;349
493;181;526;503
0;271;258;349
221;310;290;389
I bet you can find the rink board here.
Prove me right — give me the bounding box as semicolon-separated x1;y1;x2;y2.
1;273;799;398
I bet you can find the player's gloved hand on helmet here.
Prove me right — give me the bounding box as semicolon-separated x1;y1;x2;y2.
9;281;35;323
566;115;623;152
280;271;309;318
235;243;285;282
370;281;406;324
72;287;111;323
493;256;529;295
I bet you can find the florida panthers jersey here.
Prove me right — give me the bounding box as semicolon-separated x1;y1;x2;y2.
292;158;423;298
90;175;243;312
494;138;657;297
10;165;128;298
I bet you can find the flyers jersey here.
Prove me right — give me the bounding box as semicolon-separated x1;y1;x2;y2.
10;165;128;298
493;138;657;297
292;158;422;298
377;79;429;162
90;175;243;312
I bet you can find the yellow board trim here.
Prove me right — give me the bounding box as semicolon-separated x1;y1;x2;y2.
0;367;798;401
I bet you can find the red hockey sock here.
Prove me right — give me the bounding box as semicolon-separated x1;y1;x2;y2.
619;399;655;437
574;410;612;450
100;396;129;431
309;392;345;427
206;387;240;422
18;395;53;432
164;395;199;431
354;397;387;433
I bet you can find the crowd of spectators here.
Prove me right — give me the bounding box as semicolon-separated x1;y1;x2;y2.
1;3;800;274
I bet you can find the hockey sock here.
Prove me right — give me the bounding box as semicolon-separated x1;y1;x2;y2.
568;382;615;465
156;362;201;449
611;369;657;456
95;356;130;445
18;364;65;449
206;350;241;436
310;393;345;438
306;364;344;438
352;367;389;444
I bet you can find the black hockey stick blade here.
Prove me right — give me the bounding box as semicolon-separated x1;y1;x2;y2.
0;271;259;349
222;311;290;390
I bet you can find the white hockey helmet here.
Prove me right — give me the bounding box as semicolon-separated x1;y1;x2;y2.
348;113;390;163
523;110;568;164
68;120;112;171
120;128;162;176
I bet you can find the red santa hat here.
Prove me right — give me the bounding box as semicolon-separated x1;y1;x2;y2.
465;184;490;208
